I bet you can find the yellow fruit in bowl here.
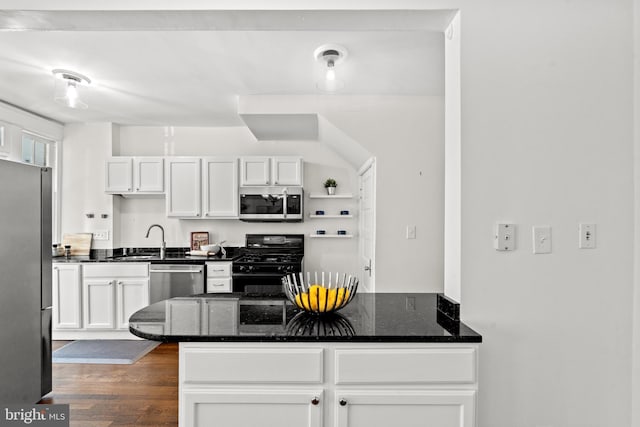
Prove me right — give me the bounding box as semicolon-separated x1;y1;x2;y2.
290;278;354;313
308;284;331;312
327;288;338;310
335;288;351;307
308;285;320;311
295;292;312;311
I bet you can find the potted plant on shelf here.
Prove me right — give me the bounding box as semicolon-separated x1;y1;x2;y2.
324;178;337;195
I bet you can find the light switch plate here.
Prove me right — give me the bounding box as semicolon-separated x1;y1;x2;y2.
532;226;551;254
406;225;416;239
579;223;596;249
494;223;515;251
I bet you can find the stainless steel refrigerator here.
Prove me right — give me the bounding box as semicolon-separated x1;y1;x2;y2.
0;159;52;403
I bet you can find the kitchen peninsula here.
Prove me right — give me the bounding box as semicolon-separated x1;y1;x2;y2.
130;293;481;427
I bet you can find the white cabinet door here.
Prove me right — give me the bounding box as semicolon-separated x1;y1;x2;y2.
240;156;271;186
105;157;133;193
116;278;150;330
166;157;201;217
134;157;164;193
83;279;115;329
273;156;303;186
202;157;238;218
335;390;476;427
52;264;82;329
183;389;323;427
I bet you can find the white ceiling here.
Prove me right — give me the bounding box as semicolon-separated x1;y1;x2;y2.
0;9;454;126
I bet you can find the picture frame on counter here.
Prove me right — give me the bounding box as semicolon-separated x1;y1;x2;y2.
190;231;209;250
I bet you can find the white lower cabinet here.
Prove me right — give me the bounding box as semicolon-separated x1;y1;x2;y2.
205;261;232;293
335;390;475;427
179;343;478;427
53;263;149;339
116;278;150;329
52;263;82;329
183;389;323;427
83;278;116;329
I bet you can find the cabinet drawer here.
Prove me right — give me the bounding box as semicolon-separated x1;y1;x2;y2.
206;262;231;278
83;263;149;278
335;348;476;384
182;347;323;384
206;277;232;293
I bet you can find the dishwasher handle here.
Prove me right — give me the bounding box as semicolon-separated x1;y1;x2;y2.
150;266;204;274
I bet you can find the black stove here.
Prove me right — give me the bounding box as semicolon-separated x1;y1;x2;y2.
233;234;304;294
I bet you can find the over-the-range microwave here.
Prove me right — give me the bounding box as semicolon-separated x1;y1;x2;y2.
239;187;303;222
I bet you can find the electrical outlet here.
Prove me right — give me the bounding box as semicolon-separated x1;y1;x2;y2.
93;230;109;241
579;223;596;249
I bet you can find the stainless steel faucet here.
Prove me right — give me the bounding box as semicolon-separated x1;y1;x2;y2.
145;224;166;259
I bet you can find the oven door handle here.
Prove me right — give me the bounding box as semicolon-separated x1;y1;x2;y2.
283;187;288;219
232;272;289;277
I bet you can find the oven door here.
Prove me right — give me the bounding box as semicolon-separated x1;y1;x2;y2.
232;273;286;295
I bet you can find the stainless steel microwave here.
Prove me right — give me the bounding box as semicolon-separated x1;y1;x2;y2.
239;187;303;222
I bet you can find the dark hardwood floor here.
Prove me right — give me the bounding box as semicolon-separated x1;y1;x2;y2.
40;341;178;427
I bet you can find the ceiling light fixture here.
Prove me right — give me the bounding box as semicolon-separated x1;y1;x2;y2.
52;69;91;109
314;44;348;93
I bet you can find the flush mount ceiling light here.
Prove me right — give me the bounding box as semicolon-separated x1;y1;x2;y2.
52;69;91;109
314;44;348;93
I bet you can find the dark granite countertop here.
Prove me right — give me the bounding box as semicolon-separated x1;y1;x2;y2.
52;247;240;264
129;293;482;343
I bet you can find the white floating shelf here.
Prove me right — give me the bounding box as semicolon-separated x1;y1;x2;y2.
309;234;354;238
308;194;354;199
309;214;354;219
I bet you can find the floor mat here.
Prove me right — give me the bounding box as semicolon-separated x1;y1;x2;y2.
52;340;160;364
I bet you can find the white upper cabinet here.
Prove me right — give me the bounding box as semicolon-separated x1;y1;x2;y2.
240;156;303;187
105;157;164;194
105;157;133;193
272;156;303;186
166;157;239;219
166;157;202;217
240;156;271;186
133;157;164;192
202;157;239;218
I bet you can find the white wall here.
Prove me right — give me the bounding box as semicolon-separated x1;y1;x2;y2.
457;1;634;426
444;12;461;302
633;1;640;425
237;95;446;293
60;123;116;249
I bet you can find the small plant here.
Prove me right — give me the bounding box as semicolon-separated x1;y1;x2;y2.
324;178;337;188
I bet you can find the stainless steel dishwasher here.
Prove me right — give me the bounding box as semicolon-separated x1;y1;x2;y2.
149;264;205;303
